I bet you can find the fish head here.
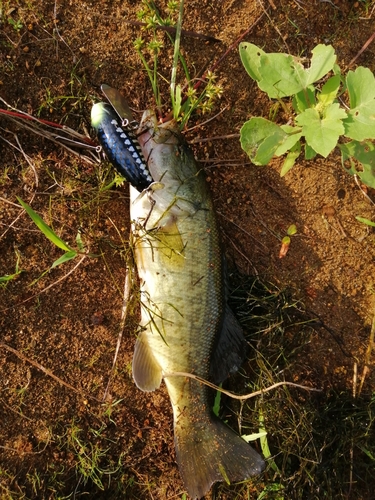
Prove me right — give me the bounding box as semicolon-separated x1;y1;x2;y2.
135;112;209;221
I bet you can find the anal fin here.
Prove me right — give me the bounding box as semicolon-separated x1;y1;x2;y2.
210;305;248;384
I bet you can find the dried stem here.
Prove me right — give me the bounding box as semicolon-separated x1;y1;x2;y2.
0;255;86;312
0;342;100;402
102;264;134;402
163;371;321;400
358;304;375;396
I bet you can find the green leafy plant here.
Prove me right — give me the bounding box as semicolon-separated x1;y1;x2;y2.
7;17;23;33
17;197;90;269
134;0;222;127
279;224;297;259
65;419;122;490
239;43;375;187
0;249;23;285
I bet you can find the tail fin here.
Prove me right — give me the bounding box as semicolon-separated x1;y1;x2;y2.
174;414;265;499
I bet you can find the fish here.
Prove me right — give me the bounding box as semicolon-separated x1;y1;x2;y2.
92;92;265;498
130;112;265;498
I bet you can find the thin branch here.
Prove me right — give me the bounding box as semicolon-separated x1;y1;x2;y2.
209;11;266;76
256;0;290;53
0;255;86;312
0;134;37;240
347;29;375;69
184;106;228;133
354;174;375;207
217;210;268;251
358;305;375;396
102;264;134;402
0;342;100;402
190;133;239;144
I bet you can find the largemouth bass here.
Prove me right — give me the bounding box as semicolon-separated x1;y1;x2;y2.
92;97;265;498
131;112;264;498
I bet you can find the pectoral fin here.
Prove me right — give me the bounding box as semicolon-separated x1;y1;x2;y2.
155;220;185;266
210;305;248;384
132;332;163;391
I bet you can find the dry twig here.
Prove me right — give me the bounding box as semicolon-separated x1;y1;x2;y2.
163;370;321;399
0;342;100;402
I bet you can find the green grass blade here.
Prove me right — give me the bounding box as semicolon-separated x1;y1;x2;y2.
242;430;267;442
51;251;77;269
170;0;184;118
17;197;73;252
355;216;375;227
0;273;20;283
259;408;280;473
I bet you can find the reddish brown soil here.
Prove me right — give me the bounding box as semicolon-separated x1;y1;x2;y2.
1;1;375;499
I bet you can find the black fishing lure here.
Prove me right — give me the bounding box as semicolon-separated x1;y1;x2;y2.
91;85;153;192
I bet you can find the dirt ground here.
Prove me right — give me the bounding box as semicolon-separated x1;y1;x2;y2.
1;0;375;499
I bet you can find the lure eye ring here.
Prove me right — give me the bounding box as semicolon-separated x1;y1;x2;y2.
121;118;139;130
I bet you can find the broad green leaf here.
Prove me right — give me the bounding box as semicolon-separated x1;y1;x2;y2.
339;140;375;188
317;74;341;106
280;125;298;133
344;67;375;140
240;117;286;165
324;102;347;121
305;144;317;159
17;197;73;252
51;251;77;269
239;42;265;81
346;66;375;108
275;126;303;156
305;44;336;86
255;131;289;164
281;142;301;176
333;63;341;76
296;103;346;157
257;53;306;98
292;86;316;113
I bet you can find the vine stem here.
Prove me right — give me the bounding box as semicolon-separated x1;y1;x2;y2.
163;371;321;400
